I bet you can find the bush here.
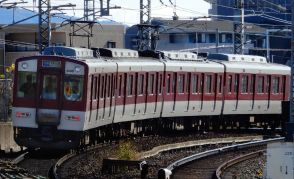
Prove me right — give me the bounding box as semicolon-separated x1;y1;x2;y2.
116;140;138;160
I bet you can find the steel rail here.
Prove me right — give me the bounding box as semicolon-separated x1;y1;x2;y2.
165;137;283;173
215;149;265;179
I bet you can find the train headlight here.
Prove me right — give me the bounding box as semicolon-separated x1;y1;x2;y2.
21;63;28;69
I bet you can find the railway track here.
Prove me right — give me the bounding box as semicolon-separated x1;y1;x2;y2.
0;149;65;179
53;132;266;178
170;138;282;179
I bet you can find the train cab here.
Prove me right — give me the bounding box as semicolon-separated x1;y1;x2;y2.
12;47;91;149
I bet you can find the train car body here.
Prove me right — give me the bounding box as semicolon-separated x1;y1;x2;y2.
12;47;290;150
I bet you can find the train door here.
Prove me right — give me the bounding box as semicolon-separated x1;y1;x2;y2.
175;72;189;113
37;70;62;126
233;74;239;110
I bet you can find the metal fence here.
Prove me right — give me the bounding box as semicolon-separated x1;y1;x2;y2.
0;79;13;121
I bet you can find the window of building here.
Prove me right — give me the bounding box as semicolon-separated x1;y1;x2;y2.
197;33;206;43
207;34;216;43
107;41;116;48
219;33;233;43
189;33;196;43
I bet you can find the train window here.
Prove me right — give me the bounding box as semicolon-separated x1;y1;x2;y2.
128;75;133;96
101;75;105;99
107;75;111;98
17;72;36;99
118;75;122;97
148;74;155;94
64;75;84;101
42;75;57;100
138;74;144;95
186;73;190;93
241;75;248;93
228;75;232;93
257;76;264;93
159;74;163;94
266;76;270;93
234;74;239;93
272;77;280;94
281;76;285;94
178;74;185;93
167;74;171;94
205;75;212;93
192;74;198;94
250;75;255;93
218;75;222;93
172;73;177;93
94;76;98;99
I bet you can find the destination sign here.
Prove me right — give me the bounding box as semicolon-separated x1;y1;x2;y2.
42;60;61;68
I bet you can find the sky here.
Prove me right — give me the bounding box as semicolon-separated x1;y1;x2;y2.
93;0;211;25
0;0;210;25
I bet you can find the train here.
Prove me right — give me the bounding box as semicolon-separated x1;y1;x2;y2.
12;46;290;150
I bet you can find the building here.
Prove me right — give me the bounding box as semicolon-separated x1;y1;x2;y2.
205;0;291;26
125;18;267;58
204;0;291;64
0;7;126;73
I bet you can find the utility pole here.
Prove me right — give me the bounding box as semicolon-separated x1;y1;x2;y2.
38;0;51;53
84;0;95;21
234;0;245;54
137;0;159;51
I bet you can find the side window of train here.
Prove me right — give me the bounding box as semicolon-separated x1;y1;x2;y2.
217;75;222;93
257;76;264;93
17;72;37;99
178;74;185;94
107;75;111;98
228;75;232;93
138;74;144;95
192;74;198;94
250;75;255;93
94;76;98;99
205;74;212;94
100;75;105;99
172;73;177;93
118;74;122;97
241;75;248;94
281;76;286;94
128;74;133;96
148;73;154;95
159;73;163;94
167;74;171;94
266;76;270;93
272;76;280;94
234;74;239;93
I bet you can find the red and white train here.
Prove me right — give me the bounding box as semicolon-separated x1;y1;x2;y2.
12;46;290;149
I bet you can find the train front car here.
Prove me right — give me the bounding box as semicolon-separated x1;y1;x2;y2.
12;47;90;150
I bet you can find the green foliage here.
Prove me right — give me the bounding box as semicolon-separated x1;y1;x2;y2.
116;140;138;160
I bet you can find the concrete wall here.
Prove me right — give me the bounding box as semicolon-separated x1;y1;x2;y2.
0;122;20;152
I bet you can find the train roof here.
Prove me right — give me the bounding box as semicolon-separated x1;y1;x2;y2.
208;53;267;63
222;61;290;75
43;46;94;59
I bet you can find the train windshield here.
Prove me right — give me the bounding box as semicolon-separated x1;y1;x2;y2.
42;75;58;100
64;75;83;101
17;72;37;99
